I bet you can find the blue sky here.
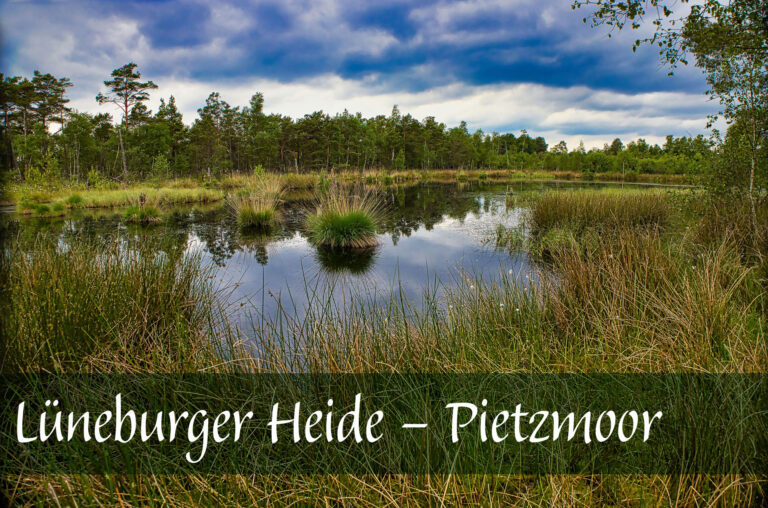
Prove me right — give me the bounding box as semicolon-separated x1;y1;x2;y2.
0;0;718;148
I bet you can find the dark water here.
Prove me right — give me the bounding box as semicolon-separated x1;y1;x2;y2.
1;180;640;329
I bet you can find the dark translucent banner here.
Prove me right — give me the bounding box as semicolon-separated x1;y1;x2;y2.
1;374;766;474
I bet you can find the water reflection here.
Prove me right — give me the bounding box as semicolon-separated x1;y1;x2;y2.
5;181;614;327
315;247;378;275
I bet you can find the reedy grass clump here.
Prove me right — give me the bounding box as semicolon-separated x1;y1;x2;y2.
26;202;67;217
123;204;162;224
528;189;670;237
82;187;223;208
65;192;84;207
229;177;283;230
305;185;384;249
696;196;768;266
281;172;319;190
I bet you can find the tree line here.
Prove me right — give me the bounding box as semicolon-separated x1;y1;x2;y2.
1;63;714;185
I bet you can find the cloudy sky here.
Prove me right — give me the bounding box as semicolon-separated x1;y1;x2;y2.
0;0;718;148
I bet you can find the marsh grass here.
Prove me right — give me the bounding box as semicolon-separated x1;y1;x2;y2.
229;177;283;230
696;196;768;266
1;237;230;373
123;204;162;224
3;188;766;506
26;202;67;217
4;473;764;506
305;185;384;249
281;172;319;190
65;192;84;208
12;184;224;210
82;187;224;208
529;189;670;237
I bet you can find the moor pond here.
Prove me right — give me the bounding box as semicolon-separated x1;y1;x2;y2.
2;181;659;331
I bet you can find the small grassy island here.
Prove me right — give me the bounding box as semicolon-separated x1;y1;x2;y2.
229;177;283;230
305;186;383;249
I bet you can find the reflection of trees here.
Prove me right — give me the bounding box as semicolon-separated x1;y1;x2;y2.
238;231;271;265
378;182;489;242
9;182;513;266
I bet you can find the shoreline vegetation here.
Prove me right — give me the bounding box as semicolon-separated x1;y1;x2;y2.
2;185;766;505
8;168;697;215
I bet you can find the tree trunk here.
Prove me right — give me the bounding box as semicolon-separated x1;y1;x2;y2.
749;148;758;253
74;139;80;182
118;126;129;183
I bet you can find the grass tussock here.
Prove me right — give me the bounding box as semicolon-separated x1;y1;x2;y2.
65;193;84;207
123;204;162;224
229;177;283;230
305;185;384;249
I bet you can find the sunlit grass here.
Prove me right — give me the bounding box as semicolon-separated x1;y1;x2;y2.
305;185;384;249
528;189;671;236
1;238;230;372
229;177;283;230
123;204;162;224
